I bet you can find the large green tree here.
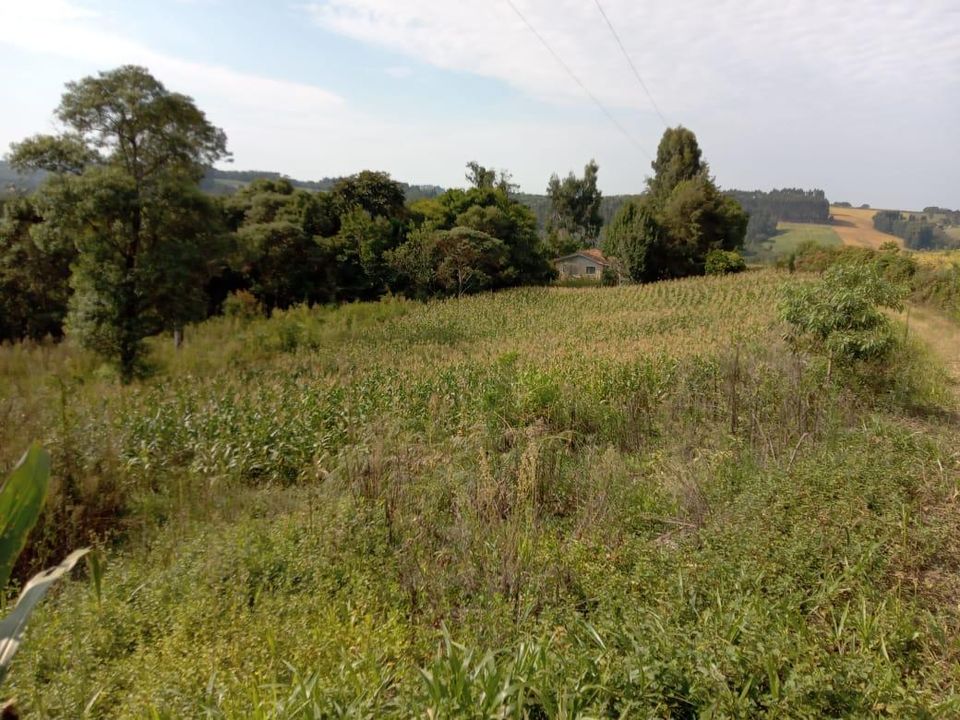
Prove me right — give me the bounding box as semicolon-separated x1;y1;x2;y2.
224;178;341;309
388;226;508;298
9;66;228;380
545;159;603;256
331;170;406;220
391;167;554;297
604;127;747;282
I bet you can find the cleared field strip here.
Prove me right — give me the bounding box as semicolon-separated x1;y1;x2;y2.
829;206;903;249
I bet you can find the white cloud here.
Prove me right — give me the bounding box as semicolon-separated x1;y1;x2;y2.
384;65;413;79
303;0;960;114
299;0;960;207
0;0;346;147
1;0;956;207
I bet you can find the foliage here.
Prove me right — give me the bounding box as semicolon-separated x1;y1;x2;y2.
225;178;339;309
0;196;75;342
544;159;602;256
605;127;747;282
728;188;831;224
387;226;507;298
873;210;957;250
464;161;517;195
331;170;406;221
394;178;554;293
9;65;229;381
789;241;960;322
0;445;88;688
222;290;264;319
603;196;661;282
780;263;904;367
704;249;746;275
1;269;959;715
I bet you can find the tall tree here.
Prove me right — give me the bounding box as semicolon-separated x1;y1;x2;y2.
604;127;746;282
465;161;518;195
9;66;228;380
647;126;706;201
545;159;603;256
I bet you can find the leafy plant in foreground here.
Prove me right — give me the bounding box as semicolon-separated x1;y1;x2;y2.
780;263;904;374
0;445;87;686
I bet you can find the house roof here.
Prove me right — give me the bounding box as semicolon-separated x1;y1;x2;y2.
552;248;611;266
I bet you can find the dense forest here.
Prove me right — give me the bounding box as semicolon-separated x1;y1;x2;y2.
726;188;831;250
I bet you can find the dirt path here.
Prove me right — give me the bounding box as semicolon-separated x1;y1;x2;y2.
830;206;903;250
904;303;960;400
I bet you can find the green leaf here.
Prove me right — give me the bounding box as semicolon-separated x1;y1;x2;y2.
0;444;51;591
0;548;89;684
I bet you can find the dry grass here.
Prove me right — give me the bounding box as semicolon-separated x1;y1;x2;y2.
901;303;960;400
829;206;903;249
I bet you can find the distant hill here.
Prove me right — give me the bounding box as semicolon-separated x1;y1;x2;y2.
200;167;446;203
0;161;447;204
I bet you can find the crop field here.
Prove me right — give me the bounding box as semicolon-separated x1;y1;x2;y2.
829;206;903;249
3;270;960;717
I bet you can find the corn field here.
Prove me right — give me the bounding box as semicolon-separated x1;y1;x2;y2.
2;269;959;717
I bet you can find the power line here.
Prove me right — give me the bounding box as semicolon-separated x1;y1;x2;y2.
592;0;670;127
503;0;653;161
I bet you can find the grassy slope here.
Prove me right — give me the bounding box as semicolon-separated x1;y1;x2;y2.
4;271;960;717
772;222;841;254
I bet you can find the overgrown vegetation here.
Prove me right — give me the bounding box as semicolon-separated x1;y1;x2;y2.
5;63;960;719
788;241;960;321
2;265;959;716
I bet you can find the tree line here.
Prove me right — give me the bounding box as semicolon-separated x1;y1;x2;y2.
726;188;831;251
872;210;959;251
1;66;748;380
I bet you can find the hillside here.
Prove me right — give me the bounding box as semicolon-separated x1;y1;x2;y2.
4;269;960;716
830;205;904;249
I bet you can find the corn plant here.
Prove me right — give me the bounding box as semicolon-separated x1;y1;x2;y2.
0;444;87;685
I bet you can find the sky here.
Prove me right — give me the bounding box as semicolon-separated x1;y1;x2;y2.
0;0;958;209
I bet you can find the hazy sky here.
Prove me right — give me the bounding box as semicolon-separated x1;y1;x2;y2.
1;0;958;209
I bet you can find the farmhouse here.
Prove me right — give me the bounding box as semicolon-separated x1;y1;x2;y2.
553;248;611;280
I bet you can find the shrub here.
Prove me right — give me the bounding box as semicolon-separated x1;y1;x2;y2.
780;263;904;373
223;290;264;320
705;249;746;275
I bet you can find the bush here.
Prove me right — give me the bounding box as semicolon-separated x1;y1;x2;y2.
780;263;904;371
223;290;264;320
705;249;746;275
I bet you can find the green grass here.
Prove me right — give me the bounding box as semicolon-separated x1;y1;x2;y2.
2;270;960;717
767;222;842;256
